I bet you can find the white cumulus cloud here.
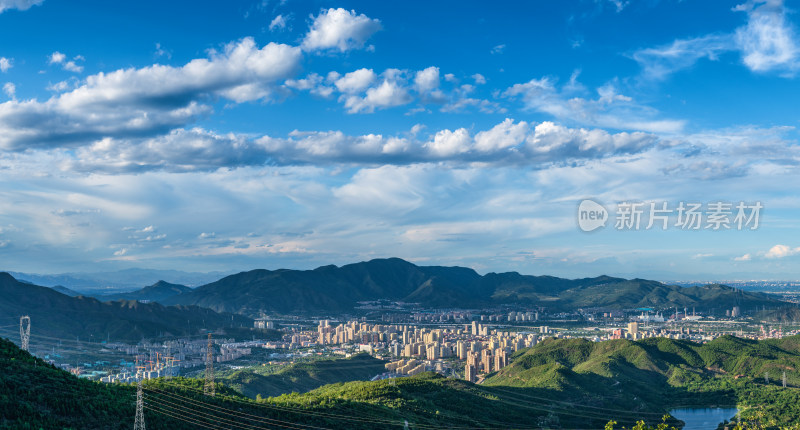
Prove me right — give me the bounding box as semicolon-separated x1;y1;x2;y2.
31;118;668;173
301;8;381;52
342;79;412;113
0;37;302;150
0;0;43;14
734;0;800;74
48;51;84;73
474;118;529;152
269;14;288;31
48;51;66;64
765;244;800;258
414;67;440;93
527;121;657;158
2;82;15;99
0;57;11;72
425;128;471;157
334;68;376;93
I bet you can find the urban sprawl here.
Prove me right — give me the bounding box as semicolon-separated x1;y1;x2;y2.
35;304;799;385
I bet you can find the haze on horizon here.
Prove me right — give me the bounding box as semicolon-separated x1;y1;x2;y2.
1;0;799;280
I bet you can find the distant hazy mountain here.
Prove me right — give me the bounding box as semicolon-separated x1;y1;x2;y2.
98;280;192;303
0;272;251;342
50;285;82;297
163;257;783;316
6;268;230;294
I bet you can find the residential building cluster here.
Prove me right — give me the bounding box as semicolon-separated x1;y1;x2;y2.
100;361;180;383
385;359;426;376
316;319;540;381
85;337;256;383
254;319;276;329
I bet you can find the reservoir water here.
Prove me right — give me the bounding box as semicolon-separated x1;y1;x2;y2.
670;408;739;430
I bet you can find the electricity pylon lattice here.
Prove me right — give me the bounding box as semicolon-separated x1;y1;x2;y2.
204;333;215;397
19;316;30;352
134;378;146;430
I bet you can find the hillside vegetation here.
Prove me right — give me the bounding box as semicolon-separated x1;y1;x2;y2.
221;354;387;399
0;336;605;428
485;335;800;427
5;334;800;428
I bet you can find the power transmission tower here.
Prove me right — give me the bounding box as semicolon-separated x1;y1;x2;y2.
134;378;146;430
19;316;30;352
765;372;769;384
204;333;215;397
783;371;787;388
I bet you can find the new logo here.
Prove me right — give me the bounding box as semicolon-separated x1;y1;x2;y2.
578;199;608;232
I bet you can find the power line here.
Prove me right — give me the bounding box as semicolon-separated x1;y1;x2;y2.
475;384;666;418
0;328;201;356
4;328;652;429
0;322;688;427
158;379;561;429
159;380;452;429
0;327;129;347
472;386;638;423
145;392;270;430
147;387;330;430
145;403;224;430
175;374;652;427
145;387;324;430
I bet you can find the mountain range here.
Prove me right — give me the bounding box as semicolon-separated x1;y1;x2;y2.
0;272;252;342
3;258;786;326
154;258;783;316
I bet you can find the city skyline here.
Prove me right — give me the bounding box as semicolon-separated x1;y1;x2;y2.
1;0;800;279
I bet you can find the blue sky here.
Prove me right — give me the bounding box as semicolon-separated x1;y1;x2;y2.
1;0;799;280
